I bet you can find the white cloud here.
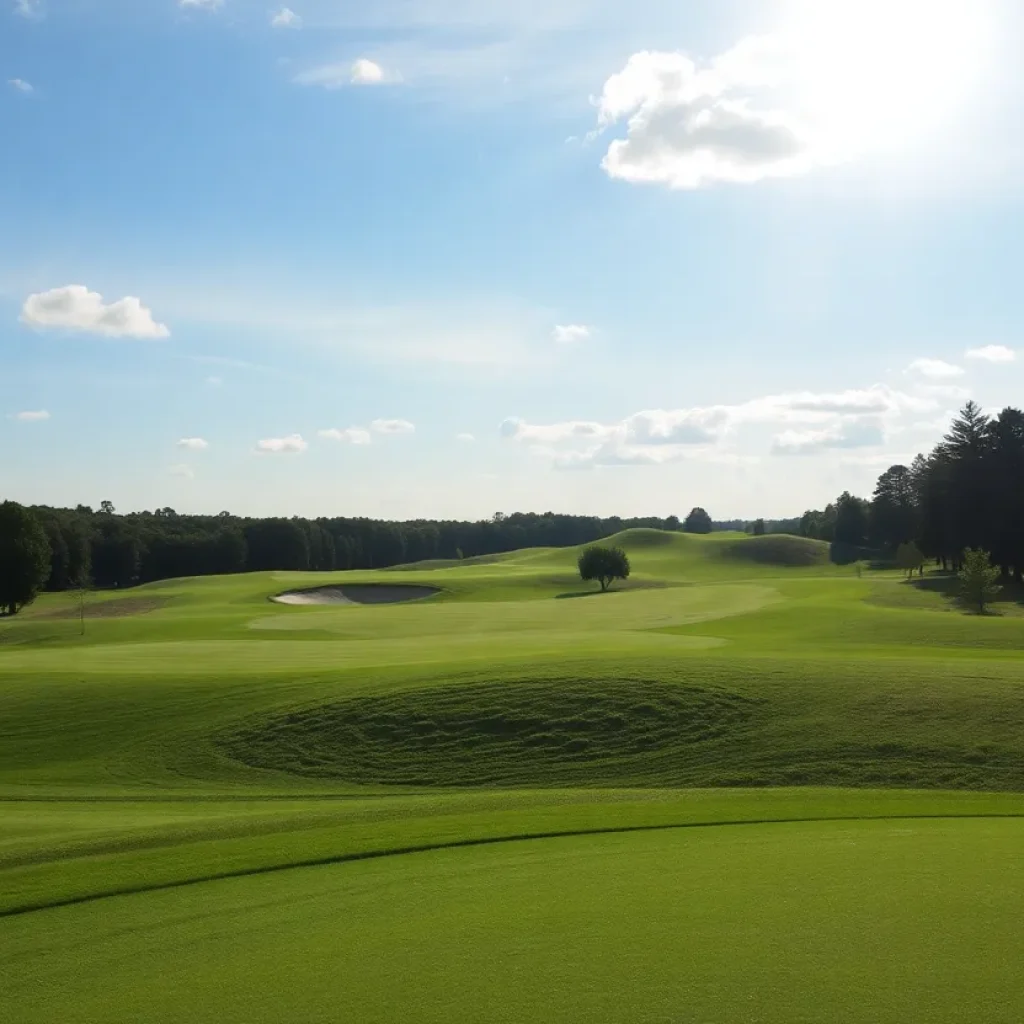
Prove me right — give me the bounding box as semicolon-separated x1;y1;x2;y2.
500;417;616;444
176;437;209;451
351;59;385;84
270;6;300;28
13;0;41;18
500;383;939;471
205;376;223;386
8;409;49;422
771;420;886;455
594;47;821;190
905;358;965;380
169;464;194;479
298;58;393;88
625;408;729;445
179;0;222;9
8;78;33;94
552;324;590;344
371;418;415;435
965;345;1016;364
20;285;170;339
318;427;372;445
456;432;476;442
255;434;308;455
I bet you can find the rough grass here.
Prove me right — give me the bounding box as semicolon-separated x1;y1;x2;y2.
222;679;762;786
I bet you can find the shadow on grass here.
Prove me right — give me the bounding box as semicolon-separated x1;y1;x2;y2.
904;571;1024;615
555;589;613;600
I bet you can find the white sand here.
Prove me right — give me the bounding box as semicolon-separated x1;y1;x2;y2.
272;585;439;606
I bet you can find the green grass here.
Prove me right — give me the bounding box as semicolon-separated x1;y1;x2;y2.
3;529;1024;1020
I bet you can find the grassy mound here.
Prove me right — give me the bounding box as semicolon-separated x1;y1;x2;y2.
609;528;679;550
720;534;830;567
222;680;762;787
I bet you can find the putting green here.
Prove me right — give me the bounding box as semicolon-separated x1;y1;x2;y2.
4;817;1023;1023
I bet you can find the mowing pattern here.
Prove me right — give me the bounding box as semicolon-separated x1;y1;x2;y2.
222;680;763;787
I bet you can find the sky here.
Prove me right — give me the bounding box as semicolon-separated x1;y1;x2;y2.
3;0;1024;521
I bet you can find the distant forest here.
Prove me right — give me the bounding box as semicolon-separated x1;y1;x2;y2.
15;400;1024;591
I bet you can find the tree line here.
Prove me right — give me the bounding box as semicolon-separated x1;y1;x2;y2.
1;505;722;611
796;401;1024;581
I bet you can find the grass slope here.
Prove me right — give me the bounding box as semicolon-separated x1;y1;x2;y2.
3;530;1024;1020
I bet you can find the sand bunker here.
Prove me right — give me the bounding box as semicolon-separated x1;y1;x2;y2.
272;584;440;607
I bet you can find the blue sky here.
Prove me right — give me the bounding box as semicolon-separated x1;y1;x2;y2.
3;0;1024;519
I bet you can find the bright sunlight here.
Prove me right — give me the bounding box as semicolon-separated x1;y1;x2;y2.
783;0;994;153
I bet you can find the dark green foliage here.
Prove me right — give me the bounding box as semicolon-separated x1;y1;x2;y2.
959;549;1001;614
0;502;51;615
871;465;918;550
91;516;141;588
578;546;631;591
683;507;713;534
896;541;925;578
245;519;310;571
752;519;766;536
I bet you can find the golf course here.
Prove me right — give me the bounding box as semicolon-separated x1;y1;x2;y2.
3;529;1024;1022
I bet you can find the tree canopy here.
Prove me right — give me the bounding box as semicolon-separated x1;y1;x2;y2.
577;546;631;592
959;549;1001;614
0;501;51;616
683;507;713;534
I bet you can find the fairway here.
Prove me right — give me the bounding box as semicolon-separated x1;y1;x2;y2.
3;530;1024;1020
6;819;1024;1023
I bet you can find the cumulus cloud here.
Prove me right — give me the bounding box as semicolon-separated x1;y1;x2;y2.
14;0;41;18
318;427;372;445
371;418;415;435
500;417;615;444
298;58;392;88
8;78;33;94
965;345;1016;364
169;464;194;479
456;432;476;442
552;324;590;344
772;420;886;455
270;6;300;28
8;409;49;422
178;0;222;9
501;384;938;470
594;45;822;190
255;434;308;455
20;285;169;339
905;358;965;380
176;437;209;451
624;408;729;445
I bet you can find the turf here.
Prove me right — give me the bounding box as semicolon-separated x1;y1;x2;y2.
3;529;1024;1020
6;818;1024;1023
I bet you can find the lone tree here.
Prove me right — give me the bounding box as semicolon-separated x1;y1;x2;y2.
684;507;713;534
896;541;926;579
959;548;1001;614
752;519;766;536
0;501;51;617
578;546;630;592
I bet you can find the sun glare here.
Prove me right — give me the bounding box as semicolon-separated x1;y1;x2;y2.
782;0;993;154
